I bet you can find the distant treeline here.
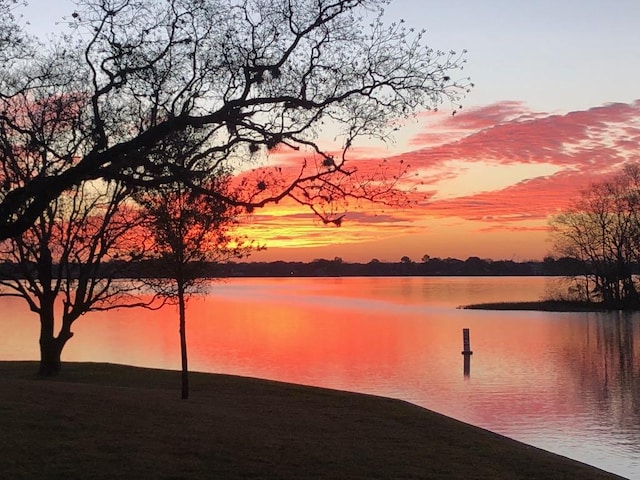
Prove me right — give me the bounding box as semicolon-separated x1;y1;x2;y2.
217;256;587;277
0;256;592;279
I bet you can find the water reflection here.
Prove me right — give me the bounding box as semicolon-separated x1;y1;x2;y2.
463;354;471;378
1;276;639;478
566;313;640;433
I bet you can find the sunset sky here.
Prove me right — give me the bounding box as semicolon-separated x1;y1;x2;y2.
23;0;640;262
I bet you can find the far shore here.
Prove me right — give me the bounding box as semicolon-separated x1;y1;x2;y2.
460;300;623;312
0;361;625;479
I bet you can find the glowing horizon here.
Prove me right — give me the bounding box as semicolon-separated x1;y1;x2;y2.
240;100;640;263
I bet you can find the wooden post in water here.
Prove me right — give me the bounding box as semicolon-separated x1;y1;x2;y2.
462;328;472;377
461;328;473;355
463;354;471;377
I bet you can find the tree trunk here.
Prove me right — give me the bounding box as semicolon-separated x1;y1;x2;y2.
39;331;74;375
178;282;189;400
38;304;74;376
39;336;64;376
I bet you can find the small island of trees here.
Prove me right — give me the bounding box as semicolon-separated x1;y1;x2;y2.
549;163;640;310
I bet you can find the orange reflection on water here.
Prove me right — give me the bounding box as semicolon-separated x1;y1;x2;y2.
182;293;426;389
3;277;639;477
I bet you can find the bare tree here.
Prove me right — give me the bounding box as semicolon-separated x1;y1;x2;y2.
0;0;471;239
134;132;257;399
0;181;160;375
0;64;160;375
550;163;640;308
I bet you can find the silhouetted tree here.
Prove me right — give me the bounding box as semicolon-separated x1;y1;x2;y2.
0;0;471;240
550;163;640;308
0;81;160;375
134;135;256;398
463;256;489;275
0;181;157;375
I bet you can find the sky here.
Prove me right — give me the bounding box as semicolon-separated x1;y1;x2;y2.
18;0;640;262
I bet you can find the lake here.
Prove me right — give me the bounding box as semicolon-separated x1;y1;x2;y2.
2;276;639;479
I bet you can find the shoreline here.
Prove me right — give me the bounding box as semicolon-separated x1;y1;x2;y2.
460;300;620;312
0;361;625;479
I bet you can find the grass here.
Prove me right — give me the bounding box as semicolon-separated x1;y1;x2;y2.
0;361;626;479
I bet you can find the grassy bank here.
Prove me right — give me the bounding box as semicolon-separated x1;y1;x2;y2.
460;300;614;312
0;362;625;479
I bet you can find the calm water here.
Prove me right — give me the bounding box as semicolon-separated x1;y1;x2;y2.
2;276;639;479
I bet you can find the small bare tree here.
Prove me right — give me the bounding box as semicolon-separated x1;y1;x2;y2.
134;133;257;398
0;181;160;375
0;61;160;375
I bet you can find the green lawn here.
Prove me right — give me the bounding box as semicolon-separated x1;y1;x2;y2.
0;362;626;479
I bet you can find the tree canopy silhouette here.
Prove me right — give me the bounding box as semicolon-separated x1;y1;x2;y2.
133;130;258;398
0;0;471;238
0;33;165;374
550;162;640;308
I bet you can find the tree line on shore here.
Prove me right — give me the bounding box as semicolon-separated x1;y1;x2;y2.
228;256;586;277
0;255;588;278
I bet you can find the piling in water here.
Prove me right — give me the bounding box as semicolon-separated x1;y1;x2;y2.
462;328;473;355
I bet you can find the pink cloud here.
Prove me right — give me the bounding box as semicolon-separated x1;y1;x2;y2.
235;100;640;248
382;100;639;223
401;100;640;172
419;169;603;223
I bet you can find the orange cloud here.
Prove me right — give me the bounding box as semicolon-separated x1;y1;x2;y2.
239;100;640;260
